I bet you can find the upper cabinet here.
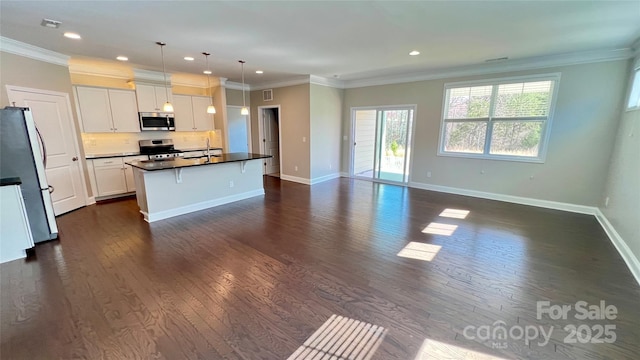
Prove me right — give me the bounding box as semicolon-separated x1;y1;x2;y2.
135;84;173;112
75;86;140;133
173;94;214;131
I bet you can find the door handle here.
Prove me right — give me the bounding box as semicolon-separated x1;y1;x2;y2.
48;185;54;194
72;157;78;161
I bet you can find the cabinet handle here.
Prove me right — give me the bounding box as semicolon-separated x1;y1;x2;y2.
114;128;118;131
72;157;78;161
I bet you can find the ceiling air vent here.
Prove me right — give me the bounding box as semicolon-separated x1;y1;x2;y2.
41;19;61;29
263;89;273;102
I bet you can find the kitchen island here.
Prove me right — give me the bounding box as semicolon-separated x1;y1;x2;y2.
126;153;270;222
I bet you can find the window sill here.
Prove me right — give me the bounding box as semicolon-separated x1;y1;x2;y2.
437;151;545;164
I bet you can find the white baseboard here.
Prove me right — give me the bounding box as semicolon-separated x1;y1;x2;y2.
280;174;311;185
340;172;350;178
310;173;341;185
408;180;638;285
86;196;96;205
143;189;265;222
408;181;597;215
595;209;640;286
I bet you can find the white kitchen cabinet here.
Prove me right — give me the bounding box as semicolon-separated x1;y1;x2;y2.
191;96;215;131
0;184;35;264
76;86;112;132
108;89;140;132
75;86;139;133
89;156;147;198
173;94;214;131
136;84;173;112
93;158;127;196
173;94;195;131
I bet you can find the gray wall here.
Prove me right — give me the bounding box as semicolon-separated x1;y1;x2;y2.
310;84;343;179
0;51;92;196
601;58;640;262
226;88;247;107
342;60;629;206
250;84;311;179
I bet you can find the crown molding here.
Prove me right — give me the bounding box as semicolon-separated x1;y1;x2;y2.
170;73;223;88
632;38;640;58
310;75;345;89
250;75;311;91
225;81;247;91
68;62;132;79
133;68;171;84
342;48;634;89
0;36;69;66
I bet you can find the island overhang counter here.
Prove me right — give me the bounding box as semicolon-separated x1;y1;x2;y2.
126;153;271;222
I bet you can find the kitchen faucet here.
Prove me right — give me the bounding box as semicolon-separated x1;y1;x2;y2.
206;138;211;162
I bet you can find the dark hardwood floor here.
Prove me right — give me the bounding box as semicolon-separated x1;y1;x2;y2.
2;177;639;359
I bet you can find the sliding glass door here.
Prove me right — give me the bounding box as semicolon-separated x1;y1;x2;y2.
352;106;415;184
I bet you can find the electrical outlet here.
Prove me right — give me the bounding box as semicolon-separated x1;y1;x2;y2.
229;180;234;188
427;171;431;178
480;170;486;175
329;162;332;170
294;166;298;172
605;196;610;207
302;137;306;143
343;135;348;141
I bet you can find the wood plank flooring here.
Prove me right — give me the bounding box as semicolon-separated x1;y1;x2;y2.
1;177;639;359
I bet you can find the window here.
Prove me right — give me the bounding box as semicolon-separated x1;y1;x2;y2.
439;74;559;162
627;67;640;110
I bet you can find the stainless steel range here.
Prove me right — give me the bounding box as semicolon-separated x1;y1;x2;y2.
139;139;184;160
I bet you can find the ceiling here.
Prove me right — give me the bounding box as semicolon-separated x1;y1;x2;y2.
1;1;639;86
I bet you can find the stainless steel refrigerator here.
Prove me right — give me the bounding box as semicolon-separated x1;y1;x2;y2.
0;107;58;243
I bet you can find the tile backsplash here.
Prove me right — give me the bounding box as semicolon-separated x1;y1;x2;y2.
82;130;223;155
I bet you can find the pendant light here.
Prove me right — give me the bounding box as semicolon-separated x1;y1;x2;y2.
156;41;174;112
239;60;249;115
202;52;216;114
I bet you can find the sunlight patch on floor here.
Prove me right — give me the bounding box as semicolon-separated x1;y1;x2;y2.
288;314;387;360
414;339;508;360
439;208;470;219
422;222;458;236
397;242;442;262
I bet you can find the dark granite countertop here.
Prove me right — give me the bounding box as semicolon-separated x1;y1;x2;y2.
85;147;223;160
1;177;22;186
125;153;271;171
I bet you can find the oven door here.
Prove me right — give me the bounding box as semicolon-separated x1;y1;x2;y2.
139;112;175;131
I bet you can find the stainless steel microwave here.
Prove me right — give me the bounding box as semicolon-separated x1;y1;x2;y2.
139;112;175;131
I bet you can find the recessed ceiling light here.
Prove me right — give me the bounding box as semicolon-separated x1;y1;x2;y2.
255;70;264;74
184;56;194;61
409;50;420;56
203;70;212;75
63;32;81;40
116;56;128;61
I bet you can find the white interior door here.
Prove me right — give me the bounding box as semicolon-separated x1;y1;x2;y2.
262;108;280;175
8;87;87;215
227;106;251;153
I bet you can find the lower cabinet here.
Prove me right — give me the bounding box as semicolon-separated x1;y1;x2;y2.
0;184;35;263
88;156;146;198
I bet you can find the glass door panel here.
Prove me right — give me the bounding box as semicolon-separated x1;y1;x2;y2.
353;107;414;184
